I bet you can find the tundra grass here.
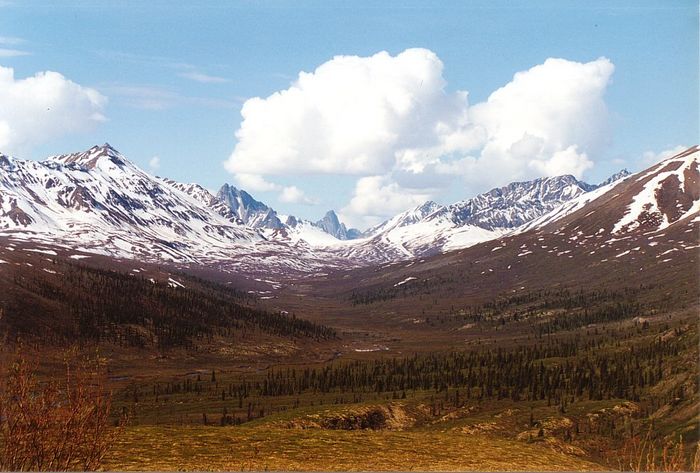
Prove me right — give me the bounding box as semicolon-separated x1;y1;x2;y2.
105;424;605;471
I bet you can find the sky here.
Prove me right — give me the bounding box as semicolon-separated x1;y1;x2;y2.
0;0;697;229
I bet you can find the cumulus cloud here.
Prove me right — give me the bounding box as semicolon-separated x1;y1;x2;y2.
472;58;613;151
232;173;316;205
226;48;475;177
340;176;433;228
0;66;106;155
528;145;593;179
279;186;316;205
225;49;616;228
233;173;280;192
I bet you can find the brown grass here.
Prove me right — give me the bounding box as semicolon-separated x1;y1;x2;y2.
105;425;604;471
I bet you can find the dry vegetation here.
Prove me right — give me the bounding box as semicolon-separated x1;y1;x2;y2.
617;430;700;472
0;350;124;471
105;425;604;471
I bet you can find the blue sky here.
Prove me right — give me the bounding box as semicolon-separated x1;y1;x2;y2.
1;1;697;228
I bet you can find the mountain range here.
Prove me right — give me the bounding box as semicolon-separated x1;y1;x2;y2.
1;143;696;277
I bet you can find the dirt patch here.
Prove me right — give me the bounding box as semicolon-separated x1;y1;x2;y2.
276;403;417;431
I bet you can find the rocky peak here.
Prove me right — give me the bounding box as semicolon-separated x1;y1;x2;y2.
315;210;349;240
216;184;284;230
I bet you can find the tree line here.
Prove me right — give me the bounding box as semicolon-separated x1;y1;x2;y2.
3;261;336;348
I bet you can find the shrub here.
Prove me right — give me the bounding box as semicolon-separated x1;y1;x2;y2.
0;350;124;471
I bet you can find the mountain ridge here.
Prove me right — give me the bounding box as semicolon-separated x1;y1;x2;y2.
0;143;691;275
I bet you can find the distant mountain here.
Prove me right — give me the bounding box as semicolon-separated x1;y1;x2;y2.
342;171;633;262
216;184;284;230
214;187;360;242
1;142;692;276
598;169;631;187
315;210;360;240
433;174;598;230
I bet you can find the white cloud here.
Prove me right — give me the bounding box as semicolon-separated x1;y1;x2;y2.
340;175;433;228
279;186;316;205
178;71;229;84
0;48;30;57
234;173;317;205
225;50;616;227
641;145;687;166
148;155;160;170
226;48;474;177
0;66;107;155
472;58;613;153
233;173;280;192
528;145;593;178
470;57;613;179
0;37;30;58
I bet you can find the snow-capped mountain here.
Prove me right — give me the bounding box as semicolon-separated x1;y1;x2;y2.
520;147;698;237
0;144;249;241
338;171;632;262
1;142;692;277
214;185;361;242
611;147;698;235
351;148;699;304
0;144;344;274
432;174;601;230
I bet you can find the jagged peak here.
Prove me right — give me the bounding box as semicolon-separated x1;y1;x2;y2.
598;169;631;187
217;184;270;210
319;210;340;223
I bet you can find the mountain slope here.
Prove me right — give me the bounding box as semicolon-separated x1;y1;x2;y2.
0;142;684;276
334;171;630;262
329;146;699;308
0;144;344;275
432;174;599;230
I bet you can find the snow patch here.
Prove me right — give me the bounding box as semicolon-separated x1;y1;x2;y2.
394;276;417;287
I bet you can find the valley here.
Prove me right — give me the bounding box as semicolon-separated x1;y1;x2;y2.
0;145;698;471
